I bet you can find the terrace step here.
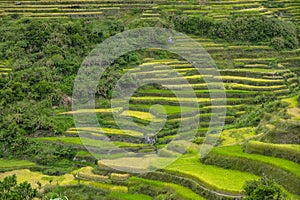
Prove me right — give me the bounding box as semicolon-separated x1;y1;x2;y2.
202;145;300;195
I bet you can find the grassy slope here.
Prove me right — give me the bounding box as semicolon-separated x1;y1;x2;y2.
129;176;205;200
107;192;153;200
212;145;300;178
34;137;150;148
166;145;259;193
0;159;35;169
248;141;300;152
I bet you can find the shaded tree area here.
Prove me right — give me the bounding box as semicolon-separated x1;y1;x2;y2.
0;17;124;166
0;174;37;200
171;15;299;50
243;176;286;200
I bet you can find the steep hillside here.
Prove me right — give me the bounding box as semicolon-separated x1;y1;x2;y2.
0;0;299;199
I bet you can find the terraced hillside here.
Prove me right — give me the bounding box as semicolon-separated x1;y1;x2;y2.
32;37;299;198
0;0;299;199
58;36;298;155
160;0;300;22
0;0;299;23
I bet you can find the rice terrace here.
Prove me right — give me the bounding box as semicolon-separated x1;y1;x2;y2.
0;0;299;199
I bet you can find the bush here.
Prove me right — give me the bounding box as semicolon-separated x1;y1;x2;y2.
270;37;285;50
171;14;216;36
216;16;298;48
172;15;299;49
0;174;37;199
244;176;286;200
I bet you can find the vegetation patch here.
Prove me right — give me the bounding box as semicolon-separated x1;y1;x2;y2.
0;159;35;169
172;15;299;50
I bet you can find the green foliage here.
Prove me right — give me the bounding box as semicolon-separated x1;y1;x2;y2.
0;7;299;200
97;52;140;98
0;17;124;160
0;100;71;136
43;185;105;200
0;174;37;200
261;0;284;8
243;176;286;200
172;15;299;49
171;14;215;36
0;129;76;174
0;17;123;104
270;37;286;51
216;16;298;49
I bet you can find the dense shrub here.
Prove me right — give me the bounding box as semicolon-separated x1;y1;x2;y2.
0;17;124;161
0;126;76;172
172;15;299;50
171;14;216;36
270;37;285;50
216;16;298;48
243;176;286;200
0;174;37;199
0;17;124;104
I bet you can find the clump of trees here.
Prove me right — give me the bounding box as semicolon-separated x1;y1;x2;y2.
171;15;299;50
0;17;124;163
243;176;286;200
0;174;37;199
